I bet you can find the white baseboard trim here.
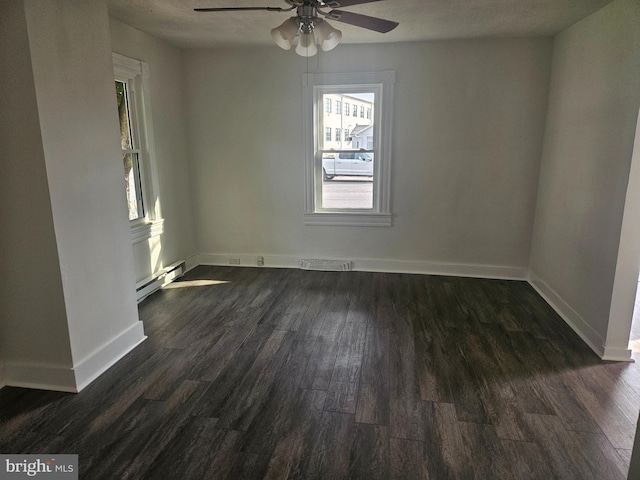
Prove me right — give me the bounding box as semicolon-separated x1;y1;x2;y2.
602;345;633;362
73;321;147;392
4;322;147;392
199;253;297;269
185;253;200;273
3;361;78;393
528;271;606;359
352;259;527;280
198;253;528;280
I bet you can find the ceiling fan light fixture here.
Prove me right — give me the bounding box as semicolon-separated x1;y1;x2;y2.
295;30;318;57
271;17;299;50
314;18;342;52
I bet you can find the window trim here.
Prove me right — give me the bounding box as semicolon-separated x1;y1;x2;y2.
113;53;163;244
302;71;394;227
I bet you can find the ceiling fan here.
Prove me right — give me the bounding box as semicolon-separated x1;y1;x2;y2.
194;0;399;57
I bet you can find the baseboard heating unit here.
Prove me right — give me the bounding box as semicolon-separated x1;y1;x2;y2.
136;260;186;302
299;259;352;271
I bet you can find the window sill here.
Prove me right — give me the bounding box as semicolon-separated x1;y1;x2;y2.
131;218;164;244
304;212;391;227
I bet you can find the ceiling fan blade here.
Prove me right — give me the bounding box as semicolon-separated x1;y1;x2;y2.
327;10;398;33
321;0;383;7
194;6;288;12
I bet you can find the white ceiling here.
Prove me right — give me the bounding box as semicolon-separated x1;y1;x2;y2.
106;0;614;49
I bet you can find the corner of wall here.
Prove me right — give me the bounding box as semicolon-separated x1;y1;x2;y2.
73;321;147;392
3;362;78;393
527;269;607;359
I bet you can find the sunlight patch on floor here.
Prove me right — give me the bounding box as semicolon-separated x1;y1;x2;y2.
164;279;230;289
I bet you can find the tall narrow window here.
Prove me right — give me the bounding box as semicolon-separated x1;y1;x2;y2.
116;80;144;221
345;102;350;116
113;53;163;243
303;71;394;226
336;100;342;115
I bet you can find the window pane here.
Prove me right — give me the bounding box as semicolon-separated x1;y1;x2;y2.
115;81;133;150
320;91;375;210
123;152;144;220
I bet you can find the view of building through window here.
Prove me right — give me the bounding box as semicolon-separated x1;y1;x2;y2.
319;91;375;209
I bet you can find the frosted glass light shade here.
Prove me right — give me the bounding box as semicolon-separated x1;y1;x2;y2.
295;31;318;57
271;18;299;50
314;19;342;52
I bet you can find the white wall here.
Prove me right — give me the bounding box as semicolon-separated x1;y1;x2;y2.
0;0;74;388
109;18;197;282
529;0;640;357
185;38;552;277
12;0;145;391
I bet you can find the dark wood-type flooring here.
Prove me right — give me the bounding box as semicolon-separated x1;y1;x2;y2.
1;266;640;479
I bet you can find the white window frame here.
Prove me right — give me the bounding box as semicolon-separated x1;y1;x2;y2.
303;71;394;227
113;53;164;244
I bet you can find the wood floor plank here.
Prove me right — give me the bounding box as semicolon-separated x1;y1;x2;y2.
214;329;292;430
194;321;264;382
389;396;428;441
142;416;222;479
300;411;355;480
522;413;603;479
348;423;389;480
355;326;390;425
299;312;347;390
580;362;640;426
458;420;513;479
241;388;326;456
190;323;276;418
427;402;474;479
389;438;430;480
82;380;208;479
325;322;367;414
563;366;636;449
261;390;327;479
500;439;555;479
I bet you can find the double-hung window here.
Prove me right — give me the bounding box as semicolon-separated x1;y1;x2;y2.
115;79;143;221
303;71;394;226
113;53;163;243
